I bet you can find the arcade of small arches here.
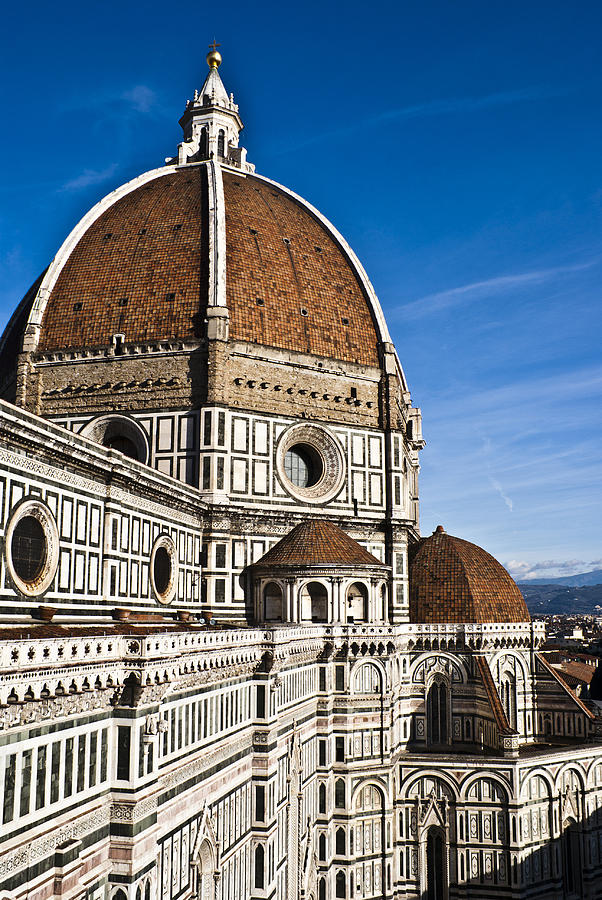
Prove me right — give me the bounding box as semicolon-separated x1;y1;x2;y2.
396;764;602;805
110;877;153;900
255;577;388;625
392;769;599;900
407;630;540;652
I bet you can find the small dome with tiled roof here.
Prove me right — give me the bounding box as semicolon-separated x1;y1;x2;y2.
252;520;385;569
409;525;530;624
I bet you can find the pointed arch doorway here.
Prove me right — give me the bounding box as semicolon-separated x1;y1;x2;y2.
196;839;217;900
191;809;220;900
425;826;447;900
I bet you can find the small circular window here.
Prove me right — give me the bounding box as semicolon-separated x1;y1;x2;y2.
150;535;177;604
103;435;139;460
12;516;47;583
5;500;59;596
276;424;344;504
284;444;323;488
79;415;149;465
153;547;171;595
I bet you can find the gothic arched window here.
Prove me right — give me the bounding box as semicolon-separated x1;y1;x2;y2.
200;127;208;158
336;827;346;855
427;680;448;745
426;827;446;900
217;130;225;157
318;833;326;860
319;782;327;814
500;674;517;729
335;870;346;898
254;844;264;889
335;778;346;808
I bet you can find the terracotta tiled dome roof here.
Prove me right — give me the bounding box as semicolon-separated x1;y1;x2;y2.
38;169;209;351
253;520;385;568
223;173;379;365
6;166;381;366
409;526;530;624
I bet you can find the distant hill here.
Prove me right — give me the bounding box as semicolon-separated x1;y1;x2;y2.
519;569;602;587
519;582;602;616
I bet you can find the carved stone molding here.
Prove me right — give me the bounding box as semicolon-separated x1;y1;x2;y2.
0;803;109;878
0;446;102;496
110;795;157;823
0;688;116;730
162;733;253;793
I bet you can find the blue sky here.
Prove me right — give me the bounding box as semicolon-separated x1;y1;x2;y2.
1;0;601;579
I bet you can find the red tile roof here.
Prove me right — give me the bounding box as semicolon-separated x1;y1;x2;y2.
409;526;530;624
537;654;596;719
476;656;514;735
555;661;597;686
13;166;380;367
252;519;385;568
223;173;380;365
39;168;209;350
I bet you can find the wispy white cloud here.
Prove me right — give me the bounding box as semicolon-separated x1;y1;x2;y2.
60;84;160;116
121;85;157;114
506;558;602;580
490;477;513;512
377;86;561;123
398;259;597;319
278;85;563;154
453;365;602;421
59;162;119;192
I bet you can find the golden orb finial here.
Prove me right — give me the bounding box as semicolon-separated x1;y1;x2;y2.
207;39;222;68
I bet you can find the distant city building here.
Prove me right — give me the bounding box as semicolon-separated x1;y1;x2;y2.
1;50;602;900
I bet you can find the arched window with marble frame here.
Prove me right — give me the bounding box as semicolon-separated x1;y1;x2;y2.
426;677;451;747
299;580;329;623
351;660;384;696
351;781;387;898
262;580;284;622
346;580;369;623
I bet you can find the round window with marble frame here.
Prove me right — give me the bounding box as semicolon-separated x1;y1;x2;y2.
275;423;345;504
150;534;178;605
79;414;150;465
4;498;60;597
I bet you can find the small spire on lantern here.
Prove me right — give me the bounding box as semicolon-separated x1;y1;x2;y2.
207;39;222;69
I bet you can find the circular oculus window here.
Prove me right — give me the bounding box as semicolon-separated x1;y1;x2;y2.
276;424;344;503
79;414;150;465
5;500;59;596
150;535;177;604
